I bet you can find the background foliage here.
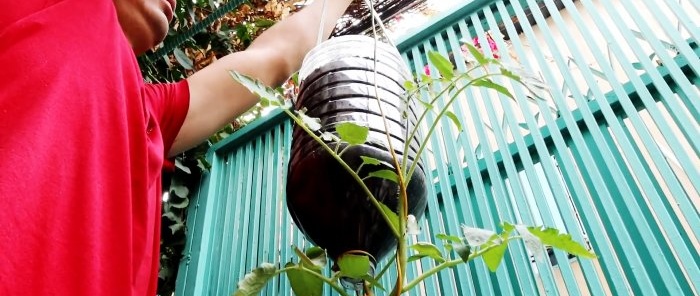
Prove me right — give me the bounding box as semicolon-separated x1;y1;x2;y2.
139;1;301;294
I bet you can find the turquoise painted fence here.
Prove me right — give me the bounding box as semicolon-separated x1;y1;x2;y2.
176;0;699;295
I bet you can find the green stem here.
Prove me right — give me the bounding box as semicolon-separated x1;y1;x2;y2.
283;108;401;239
279;266;350;296
401;242;504;293
373;253;396;281
400;69;479;174
405;73;505;184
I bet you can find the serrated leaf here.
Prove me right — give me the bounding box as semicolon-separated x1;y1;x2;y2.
285;262;323;296
516;225;546;261
410;243;445;263
501;221;515;233
474;78;514;99
298;111;322;131
320;132;336;142
527;226;596;259
173;48;194;70
464;43;487;65
229;71;283;106
174;158;191;174
337;254;370;278
162;212;182;223
427;51;454;79
444;110;463;132
171;184;189;198
500;67;521;82
462;225;497;246
234;263;278;296
336;122;369;145
482;242;508;272
169;222;184;234
436;234;462;243
368;169;399;183
360;156;382;166
170;197;190;209
454;243;471;263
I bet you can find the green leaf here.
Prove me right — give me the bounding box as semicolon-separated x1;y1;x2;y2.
337;254;371;278
173;48;194;70
229;71;284;106
233;263;278;296
436;234;462;243
169;222;184;234
197;158;211;172
501;221;515;234
360;156;382;166
336;122;369;145
305;247;328;269
254;19;276;28
482;242;508;272
171;184;189;198
404;80;417;92
170;197;190;209
444;110;463;132
454;243;471;263
162;212;182;224
427;51;454;79
285;263;323;296
462;225;497;246
500;67;521;82
378;202;400;234
417;98;434;111
410;242;445;263
174;158;191;174
368;169;399;183
473;78;514;99
515;225;546;261
527;226;597;259
421;73;433;84
297;111;322;131
464;43;487;65
293;246;326;270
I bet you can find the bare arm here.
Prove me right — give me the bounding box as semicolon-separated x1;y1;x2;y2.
169;0;354;156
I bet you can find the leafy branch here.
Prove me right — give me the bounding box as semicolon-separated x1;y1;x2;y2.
228;48;595;295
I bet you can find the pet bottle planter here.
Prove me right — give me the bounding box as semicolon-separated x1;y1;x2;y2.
286;35;428;274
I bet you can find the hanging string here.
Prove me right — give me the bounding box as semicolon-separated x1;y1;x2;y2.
362;0;396;48
317;0;330;46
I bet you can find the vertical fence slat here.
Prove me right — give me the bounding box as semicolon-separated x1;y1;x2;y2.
178;0;699;295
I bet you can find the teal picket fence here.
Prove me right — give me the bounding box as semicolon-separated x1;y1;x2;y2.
175;0;699;295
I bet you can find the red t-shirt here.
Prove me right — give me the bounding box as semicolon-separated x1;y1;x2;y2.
0;0;190;295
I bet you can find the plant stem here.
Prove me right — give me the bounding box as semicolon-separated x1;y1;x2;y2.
364;2;409;294
283;108;401;238
279;266;350;296
401;243;502;293
405;73;504;183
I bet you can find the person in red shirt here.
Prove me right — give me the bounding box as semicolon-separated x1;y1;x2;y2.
0;0;353;294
